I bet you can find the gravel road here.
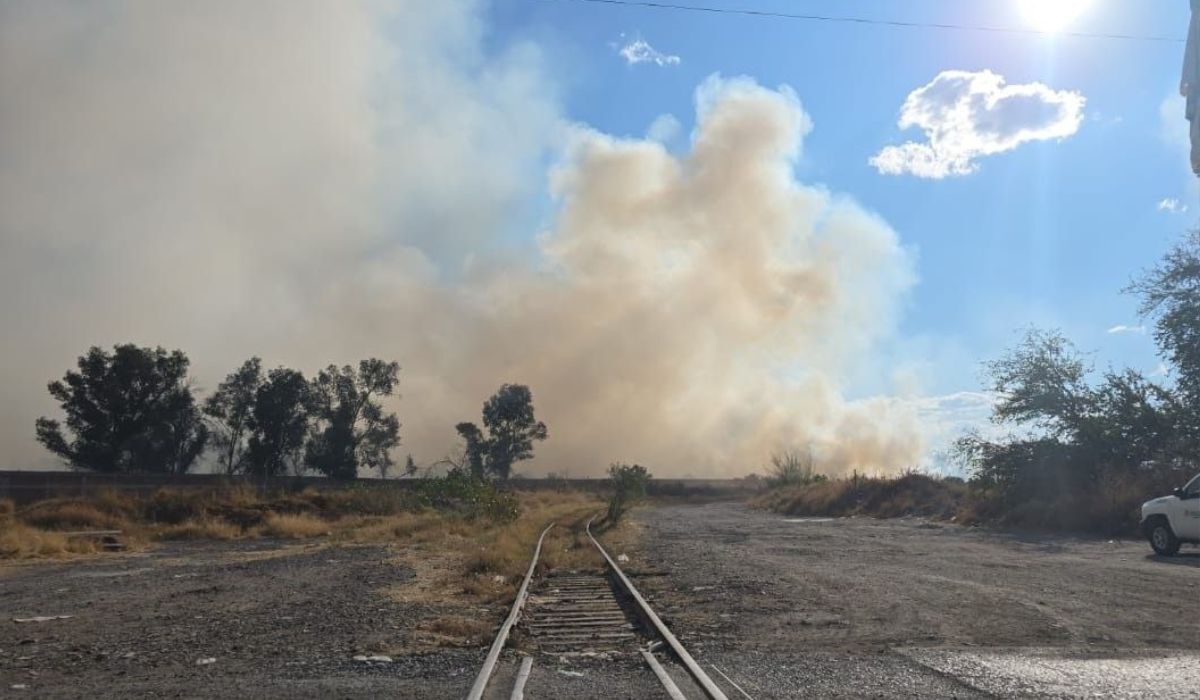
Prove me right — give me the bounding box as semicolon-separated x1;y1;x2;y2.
0;540;481;698
4;504;1198;698
624;502;1200;699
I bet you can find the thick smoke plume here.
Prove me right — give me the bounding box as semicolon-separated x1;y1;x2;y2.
0;1;922;477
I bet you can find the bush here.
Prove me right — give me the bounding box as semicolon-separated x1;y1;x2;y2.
759;472;968;521
156;517;242;541
413;471;520;522
0;523;71;558
19;501;130;531
766;449;827;488
607;463;650;524
259;513;330;539
758;466;1186;536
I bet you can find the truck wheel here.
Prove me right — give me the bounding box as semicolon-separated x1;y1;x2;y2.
1147;519;1181;557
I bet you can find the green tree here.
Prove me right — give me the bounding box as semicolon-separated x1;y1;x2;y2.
456;384;548;480
958;330;1180;501
203;357;263;475
246;368;311;478
1076;369;1180;470
984;328;1093;439
1129;230;1200;447
402;454;419;478
455;422;488;478
304;359;401;479
607;463;651;523
35;344;208;473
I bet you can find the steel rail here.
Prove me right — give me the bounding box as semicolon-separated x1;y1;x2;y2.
586;516;729;700
466;522;556;700
509;656;534;700
641;649;688;700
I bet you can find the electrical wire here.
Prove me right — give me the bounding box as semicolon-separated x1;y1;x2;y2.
535;0;1185;44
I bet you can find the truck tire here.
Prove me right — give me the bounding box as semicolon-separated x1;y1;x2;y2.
1146;518;1181;557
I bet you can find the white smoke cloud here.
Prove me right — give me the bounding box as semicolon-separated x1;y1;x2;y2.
645;114;682;144
1;1;922;477
872;70;1085;179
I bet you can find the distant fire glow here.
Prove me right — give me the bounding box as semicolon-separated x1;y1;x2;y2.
1018;0;1093;33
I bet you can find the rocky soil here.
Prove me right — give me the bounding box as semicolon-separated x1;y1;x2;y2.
5;503;1198;698
0;540;481;698
623;502;1200;698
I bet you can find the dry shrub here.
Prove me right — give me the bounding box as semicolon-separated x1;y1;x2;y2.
757;467;1180;536
0;498;14;519
19;500;130;531
345;511;444;543
260;513;330;539
424;615;494;645
0;522;72;558
156;517;242;541
141;489;216;524
758;472;968;520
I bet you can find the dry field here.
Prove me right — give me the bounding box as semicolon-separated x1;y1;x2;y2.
0;486;623;697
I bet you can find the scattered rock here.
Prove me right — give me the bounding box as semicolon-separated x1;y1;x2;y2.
353;654;393;663
13;615;73;624
617;554;630;563
195;657;217;666
557;669;585;678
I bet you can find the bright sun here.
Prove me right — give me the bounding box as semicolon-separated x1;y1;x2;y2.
1018;0;1093;33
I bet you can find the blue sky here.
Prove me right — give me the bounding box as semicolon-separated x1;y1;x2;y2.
487;0;1194;404
3;1;1196;475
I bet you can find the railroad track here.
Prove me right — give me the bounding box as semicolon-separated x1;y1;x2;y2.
466;516;735;700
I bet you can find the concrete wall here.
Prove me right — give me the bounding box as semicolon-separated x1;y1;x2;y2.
0;470;758;505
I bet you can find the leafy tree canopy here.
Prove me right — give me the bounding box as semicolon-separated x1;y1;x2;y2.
36;344;208;474
247;367;311;478
457;384;548;480
305;359;401;479
203;357;263;475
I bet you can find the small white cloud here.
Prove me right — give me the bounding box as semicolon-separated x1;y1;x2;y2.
645;114;681;143
618;38;681;67
871;69;1085;179
1158;198;1187;214
1150;362;1171;378
1107;324;1146;335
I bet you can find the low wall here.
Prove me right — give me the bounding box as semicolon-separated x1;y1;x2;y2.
0;470;758;505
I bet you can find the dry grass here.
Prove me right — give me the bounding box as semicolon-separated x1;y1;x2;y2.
155;517;243;541
3;481;450;559
0;522;75;558
419;615;495;647
756;472;969;521
259;513;331;539
757;468;1183;536
19;500;131;531
381;490;606;647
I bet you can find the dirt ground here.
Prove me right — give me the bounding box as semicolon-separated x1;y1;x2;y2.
0;540;482;698
624;502;1200;699
3;502;1198;698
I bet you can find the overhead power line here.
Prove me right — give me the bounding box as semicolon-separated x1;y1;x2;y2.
537;0;1185;44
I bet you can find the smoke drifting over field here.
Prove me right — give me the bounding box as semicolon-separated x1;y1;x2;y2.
0;1;921;476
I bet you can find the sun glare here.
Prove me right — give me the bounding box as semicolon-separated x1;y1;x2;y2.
1018;0;1093;33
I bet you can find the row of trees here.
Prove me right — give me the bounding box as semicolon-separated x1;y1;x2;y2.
36;349;548;480
958;232;1200;505
201;357;401;479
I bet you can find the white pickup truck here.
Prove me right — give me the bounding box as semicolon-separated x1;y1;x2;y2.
1141;472;1200;556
